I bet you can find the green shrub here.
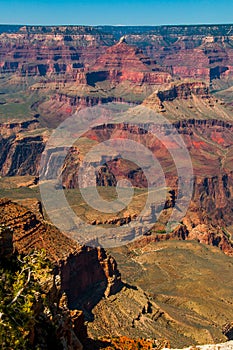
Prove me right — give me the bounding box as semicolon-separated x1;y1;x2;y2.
0;246;52;349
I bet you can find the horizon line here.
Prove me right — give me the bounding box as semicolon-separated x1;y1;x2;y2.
1;22;233;27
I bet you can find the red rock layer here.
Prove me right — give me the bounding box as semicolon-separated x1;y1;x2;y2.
0;198;122;302
89;41;172;85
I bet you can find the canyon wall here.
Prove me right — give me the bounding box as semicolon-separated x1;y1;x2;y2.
0;198;122;305
2;117;233;238
1;25;233;83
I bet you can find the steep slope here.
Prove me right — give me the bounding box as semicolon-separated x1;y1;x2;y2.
0;238;86;349
1;202;233;348
103;240;233;347
0;198;122;305
88;39;172;85
143;81;233;121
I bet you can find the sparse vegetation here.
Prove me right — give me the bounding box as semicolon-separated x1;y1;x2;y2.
0;242;52;349
156;229;166;234
97;336;158;349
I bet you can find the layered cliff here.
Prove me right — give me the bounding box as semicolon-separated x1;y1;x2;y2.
0;133;45;176
1;25;233;348
1;116;233;254
90;39;172;85
143;81;232;121
0;228;86;349
0;26;113;78
2;25;233;84
2;25;233;125
0;198;122;304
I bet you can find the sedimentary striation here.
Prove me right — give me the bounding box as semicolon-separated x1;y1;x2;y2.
0;198;122;304
1;24;233;348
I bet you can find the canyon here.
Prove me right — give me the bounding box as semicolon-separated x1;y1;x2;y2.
1;24;233;348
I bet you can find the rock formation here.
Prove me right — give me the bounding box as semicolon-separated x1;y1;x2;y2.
0;224;13;258
1;24;233;348
0;199;122;305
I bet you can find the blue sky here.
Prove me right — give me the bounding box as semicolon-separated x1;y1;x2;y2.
0;0;233;26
